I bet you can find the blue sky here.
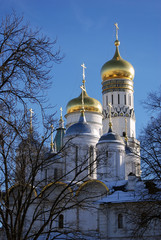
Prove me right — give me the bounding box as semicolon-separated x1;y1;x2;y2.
0;0;161;137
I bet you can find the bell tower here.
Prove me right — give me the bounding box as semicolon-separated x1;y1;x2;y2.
101;23;136;139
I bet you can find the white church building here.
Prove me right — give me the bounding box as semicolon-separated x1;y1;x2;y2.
3;25;161;240
39;25;160;240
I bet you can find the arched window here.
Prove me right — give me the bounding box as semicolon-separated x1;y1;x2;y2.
111;94;113;104
118;94;120;104
141;212;147;226
59;214;64;229
129;94;131;106
118;214;123;228
106;95;108;105
124;94;126;105
54;168;58;181
45;169;48;185
75;146;78;175
123;131;126;137
89;146;94;176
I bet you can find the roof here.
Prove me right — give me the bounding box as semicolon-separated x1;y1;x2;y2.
65;111;98;137
98;128;124;144
97;179;161;204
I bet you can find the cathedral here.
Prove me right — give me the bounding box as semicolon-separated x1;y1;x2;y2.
2;25;161;240
41;24;160;240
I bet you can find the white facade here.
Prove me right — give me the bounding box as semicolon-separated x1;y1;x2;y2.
4;35;161;240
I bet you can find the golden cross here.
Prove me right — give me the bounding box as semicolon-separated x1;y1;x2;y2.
81;63;86;81
50;124;54;150
80;84;86;110
29;108;34;133
114;23;119;40
108;103;112;129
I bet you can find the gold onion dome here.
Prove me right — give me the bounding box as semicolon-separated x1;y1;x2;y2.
66;90;102;114
101;40;135;81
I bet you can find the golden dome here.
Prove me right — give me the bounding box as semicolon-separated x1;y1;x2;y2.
101;40;135;81
66;90;102;114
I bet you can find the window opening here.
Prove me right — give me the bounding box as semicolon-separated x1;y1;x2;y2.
89;146;94;176
118;94;120;104
106;95;108;105
118;214;123;228
59;214;64;229
124;95;126;105
45;169;47;185
75;146;78;175
54;168;58;181
123;132;126;137
129;95;131;106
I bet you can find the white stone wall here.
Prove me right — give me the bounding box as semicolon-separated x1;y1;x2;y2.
63;134;99;181
103;91;134;110
97;142;125;181
103;115;136;138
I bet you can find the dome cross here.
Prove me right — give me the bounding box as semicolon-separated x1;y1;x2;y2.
80;84;86;110
81;63;86;85
114;22;119;40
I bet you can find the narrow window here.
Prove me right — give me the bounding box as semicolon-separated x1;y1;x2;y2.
106;95;108;105
106;151;108;158
45;169;48;185
54;168;58;181
124;95;126;105
118;214;123;228
129;95;131;106
89;146;94;176
75;146;78;175
123;132;126;137
59;214;64;229
118;94;120;104
141;212;147;225
111;94;113;104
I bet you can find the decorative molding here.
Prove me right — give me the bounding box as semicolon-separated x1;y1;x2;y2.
103;106;135;120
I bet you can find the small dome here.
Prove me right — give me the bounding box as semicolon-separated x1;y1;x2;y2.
101;40;134;81
66;111;98;137
66;122;92;136
66;90;102;114
98;127;124;144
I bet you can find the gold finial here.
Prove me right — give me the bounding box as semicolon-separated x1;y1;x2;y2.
114;23;119;40
108;103;112;130
81;63;86;87
29;108;34;133
50;124;54;151
80;84;86;111
125;118;128;143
